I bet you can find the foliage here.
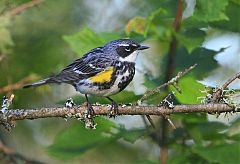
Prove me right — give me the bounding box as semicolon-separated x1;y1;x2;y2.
0;0;239;163
63;27;122;57
48;1;240;163
0;15;13;54
48;117;148;160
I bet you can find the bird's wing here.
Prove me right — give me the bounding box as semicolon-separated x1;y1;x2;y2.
50;47;113;83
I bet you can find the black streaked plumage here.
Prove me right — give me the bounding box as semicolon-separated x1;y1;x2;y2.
24;39;149;118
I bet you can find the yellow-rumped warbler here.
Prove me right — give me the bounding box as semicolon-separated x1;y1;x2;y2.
24;39;149;117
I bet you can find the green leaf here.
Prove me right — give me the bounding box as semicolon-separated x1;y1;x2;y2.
118;127;146;143
192;0;229;22
188;126;203;144
125;16;147;36
231;0;240;5
175;29;206;53
98;32;122;42
145;8;167;37
168;153;192;164
111;90;141;104
187;122;228;144
90;142;139;163
211;1;240;32
175;47;219;78
48;117;116;160
143;75;159;90
168;145;209;164
169;76;205;104
0;15;14;54
172;113;207;124
197;122;228;140
125;8;167;37
193;143;240;164
227;118;240;138
63;26;121;57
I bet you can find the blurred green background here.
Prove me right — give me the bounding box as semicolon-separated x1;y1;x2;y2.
0;0;239;163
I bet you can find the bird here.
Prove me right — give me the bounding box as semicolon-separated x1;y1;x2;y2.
23;39;149;118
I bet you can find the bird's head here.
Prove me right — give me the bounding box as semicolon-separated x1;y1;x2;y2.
103;39;149;63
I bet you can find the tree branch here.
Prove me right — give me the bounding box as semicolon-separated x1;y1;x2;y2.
165;0;183;81
222;72;240;89
161;0;184;163
0;103;237;122
0;140;14;154
210;72;240;103
7;0;44;17
0;75;38;94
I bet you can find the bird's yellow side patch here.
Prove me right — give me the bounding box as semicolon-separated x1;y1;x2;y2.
90;67;114;83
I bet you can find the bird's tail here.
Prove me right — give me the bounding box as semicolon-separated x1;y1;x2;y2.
23;78;52;88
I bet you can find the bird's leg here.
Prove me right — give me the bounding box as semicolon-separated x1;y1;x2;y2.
85;94;95;118
106;97;118;118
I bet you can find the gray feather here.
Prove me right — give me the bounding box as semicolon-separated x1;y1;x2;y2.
23;78;51;88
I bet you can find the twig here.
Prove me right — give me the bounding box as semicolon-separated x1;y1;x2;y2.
0;140;14;154
145;115;156;129
210;72;240;103
222;72;240;89
7;0;44;17
164;115;176;129
0;75;38;94
138;64;197;103
1;94;14;113
138;64;196;142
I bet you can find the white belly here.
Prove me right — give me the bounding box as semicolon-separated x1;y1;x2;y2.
74;70;130;97
76;80;120;96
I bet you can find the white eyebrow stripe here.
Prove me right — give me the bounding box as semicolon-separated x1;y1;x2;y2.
119;44;130;46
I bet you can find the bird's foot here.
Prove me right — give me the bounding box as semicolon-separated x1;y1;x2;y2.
108;101;118;118
86;102;95;119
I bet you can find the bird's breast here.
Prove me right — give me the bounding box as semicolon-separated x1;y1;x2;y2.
74;62;135;96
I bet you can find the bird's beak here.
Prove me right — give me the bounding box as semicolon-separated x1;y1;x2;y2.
138;45;149;50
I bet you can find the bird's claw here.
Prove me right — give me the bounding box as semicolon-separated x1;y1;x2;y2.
86;102;95;119
108;102;118;118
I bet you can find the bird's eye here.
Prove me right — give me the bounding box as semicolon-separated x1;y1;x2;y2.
125;46;131;52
